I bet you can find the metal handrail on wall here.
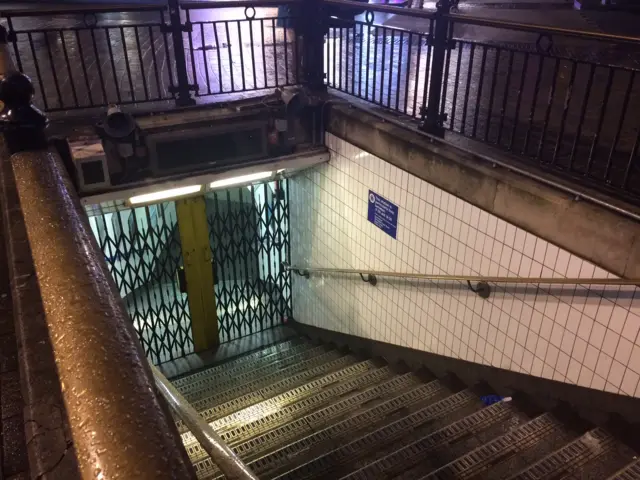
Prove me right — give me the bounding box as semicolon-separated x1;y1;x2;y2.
284;263;640;299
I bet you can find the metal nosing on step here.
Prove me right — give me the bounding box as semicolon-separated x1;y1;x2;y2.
189;350;346;413
197;378;445;480
190;354;359;426
413;413;561;480
173;338;304;387
272;389;480;480
191;372;424;473
183;363;395;461
608;460;640;480
507;428;616;480
343;400;528;480
176;341;311;394
182;345;327;400
177;359;380;434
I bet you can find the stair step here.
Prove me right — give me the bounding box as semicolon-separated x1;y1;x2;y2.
608;459;640;480
345;397;529;480
507;428;634;479
190;350;349;413
172;338;305;388
392;412;570;480
182;344;328;402
194;372;428;479
178;358;381;434
189;354;360;426
233;379;451;480
183;362;395;463
273;388;484;480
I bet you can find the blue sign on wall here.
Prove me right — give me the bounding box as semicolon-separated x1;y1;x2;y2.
367;190;398;239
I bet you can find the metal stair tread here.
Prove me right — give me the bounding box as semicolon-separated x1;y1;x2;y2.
172;338;306;388
271;388;484;480
189;350;349;413
182;344;330;402
607;459;640;480
182;362;398;463
175;341;314;396
192;371;428;479
218;379;452;480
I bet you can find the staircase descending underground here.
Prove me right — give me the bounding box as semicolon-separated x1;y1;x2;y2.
168;334;640;480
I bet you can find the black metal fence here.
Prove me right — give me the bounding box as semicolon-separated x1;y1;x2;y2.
2;0;300;111
324;0;640;203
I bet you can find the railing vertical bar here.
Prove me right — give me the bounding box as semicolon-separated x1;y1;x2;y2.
536;57;560;160
60;30;80;106
345;26;350;92
388;29;395;108
161;9;176;97
509;51;529;151
440;26;453;120
552;60;578;164
422;21;434;115
449;41;463;130
119;27;136;102
42;32;63;108
379;27;386;105
200;23;211;95
586;66;614;176
186;11;198;94
213;23;224;92
339;26;343;91
522;55;545;156
332;27;337;88
351;25;356;94
622;128;639;190
261;19;267;88
366;23;372;101
7;18;23;72
497;49;514;145
89;29;108;104
272;18;278;87
471;46;487;139
249;19;257;89
461;43;474;135
605;71;635;182
484;47;501;142
412;32;423;117
26;33;48;110
134;27;150;101
403;32;412;114
226;21;235;91
568;63;595;170
237;21;247;91
148;26;163;100
293;18;299;85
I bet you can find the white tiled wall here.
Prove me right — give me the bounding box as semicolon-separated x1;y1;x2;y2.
290;133;640;397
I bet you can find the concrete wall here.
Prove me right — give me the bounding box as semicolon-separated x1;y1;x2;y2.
290;133;640;397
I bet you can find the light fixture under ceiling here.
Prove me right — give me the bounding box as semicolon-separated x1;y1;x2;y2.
129;184;202;205
209;171;273;189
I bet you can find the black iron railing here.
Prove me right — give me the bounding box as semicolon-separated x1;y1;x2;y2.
2;0;640;202
324;0;640;202
1;0;301;110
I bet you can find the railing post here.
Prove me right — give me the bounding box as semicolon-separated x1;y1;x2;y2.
299;0;327;92
0;72;48;154
166;0;196;106
421;0;452;137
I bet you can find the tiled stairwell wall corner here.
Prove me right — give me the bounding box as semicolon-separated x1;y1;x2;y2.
289;133;640;398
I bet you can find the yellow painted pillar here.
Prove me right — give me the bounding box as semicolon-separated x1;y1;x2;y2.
176;196;219;351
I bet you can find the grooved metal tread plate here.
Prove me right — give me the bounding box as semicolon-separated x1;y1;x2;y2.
183;362;393;462
412;413;563;480
273;389;481;480
507;428;618;479
190;350;347;413
173;338;305;388
608;460;640;480
189;354;360;427
342;400;524;480
180;359;380;434
183;345;328;402
193;372;426;478
204;379;448;480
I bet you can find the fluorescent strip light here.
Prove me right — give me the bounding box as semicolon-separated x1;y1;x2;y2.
210;171;273;189
129;184;202;205
277;168;286;174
